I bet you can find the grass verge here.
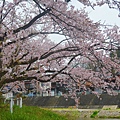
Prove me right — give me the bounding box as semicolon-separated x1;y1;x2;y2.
0;105;68;120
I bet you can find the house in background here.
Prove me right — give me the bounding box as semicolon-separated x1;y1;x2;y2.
24;80;64;97
24;80;52;96
39;82;51;96
2;92;13;99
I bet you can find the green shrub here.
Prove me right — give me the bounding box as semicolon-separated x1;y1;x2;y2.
90;111;99;118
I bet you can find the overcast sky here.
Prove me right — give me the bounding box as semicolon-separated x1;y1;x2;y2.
70;0;120;27
50;0;120;43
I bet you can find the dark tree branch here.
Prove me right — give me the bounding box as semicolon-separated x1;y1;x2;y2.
40;46;79;59
13;9;51;33
0;76;37;88
0;71;7;78
0;0;5;22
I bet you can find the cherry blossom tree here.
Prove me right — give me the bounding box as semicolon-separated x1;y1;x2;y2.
78;0;120;12
0;0;120;98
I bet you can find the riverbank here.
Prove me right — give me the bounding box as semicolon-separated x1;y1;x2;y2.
0;105;68;120
51;108;120;119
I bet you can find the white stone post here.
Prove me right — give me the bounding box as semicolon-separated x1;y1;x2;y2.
10;98;13;113
20;97;22;108
13;99;14;106
17;98;19;106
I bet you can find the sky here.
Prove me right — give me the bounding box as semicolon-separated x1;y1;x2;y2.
70;0;120;27
50;0;120;43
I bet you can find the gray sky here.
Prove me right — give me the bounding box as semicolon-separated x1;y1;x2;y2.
50;0;120;43
70;0;120;27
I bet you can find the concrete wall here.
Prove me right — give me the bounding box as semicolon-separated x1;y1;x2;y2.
23;96;75;108
79;93;120;108
23;93;120;108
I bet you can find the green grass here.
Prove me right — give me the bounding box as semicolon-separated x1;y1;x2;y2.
90;110;99;118
0;105;68;120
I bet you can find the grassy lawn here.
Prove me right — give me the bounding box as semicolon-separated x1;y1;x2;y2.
0;105;68;120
